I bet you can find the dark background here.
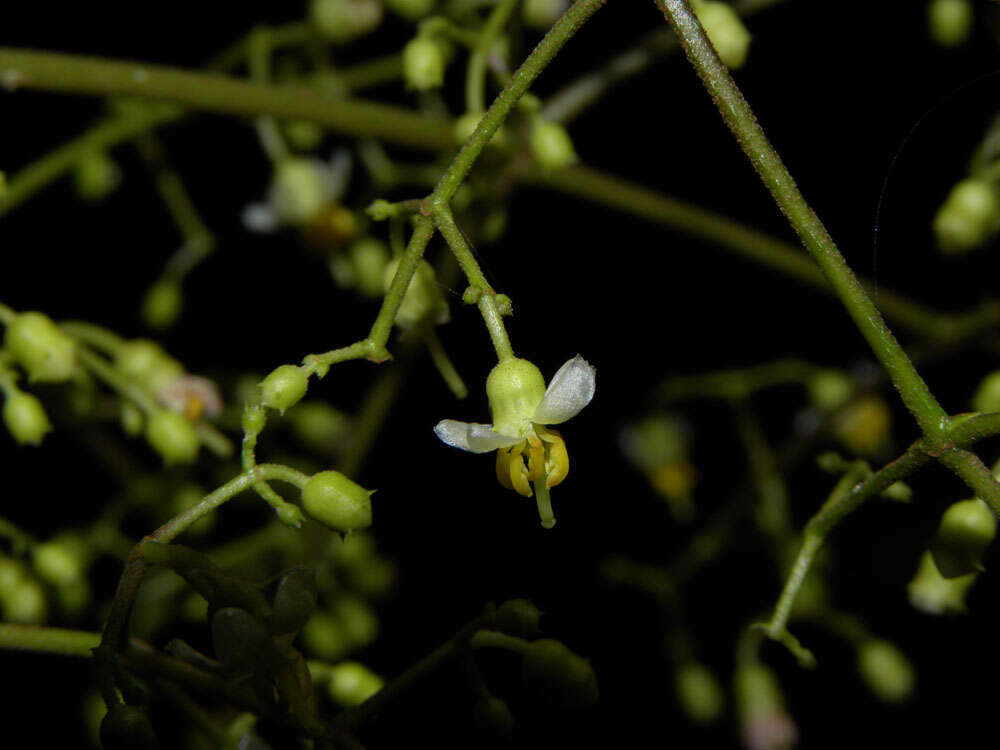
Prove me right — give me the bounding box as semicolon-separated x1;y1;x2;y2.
4;1;1000;747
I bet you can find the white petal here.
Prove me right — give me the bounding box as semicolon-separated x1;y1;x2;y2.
326;148;353;200
242;203;279;233
433;420;521;453
532;355;596;425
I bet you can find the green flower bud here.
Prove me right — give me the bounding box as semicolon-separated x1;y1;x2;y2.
141;279;183;330
693;0;752;69
929;498;996;578
301;471;373;532
495;598;543;638
833;395;891;457
120;402;145;437
301;611;351;660
334;595;380;648
856;639;915;704
908;550;977;615
928;0;973;47
933;178;1000;254
349;238;390;298
472;695;515;742
115;339;185;394
735;662;797;750
529;119;578;170
403;36;447;91
145;410;200;465
73;149;120;202
523;0;569;31
100;705;160;750
326;661;384;706
270;567;318;635
32;536;86;586
972;371;1000;413
5;311;75;382
674;661;725;724
383;258;449;328
520;638;599;709
384;0;435;21
807;369;854;412
288;401;351;451
453;111;507;146
310;0;384;43
486;358;546;437
271;158;330;225
260;365;309;414
0;557;47;623
3;391;52;446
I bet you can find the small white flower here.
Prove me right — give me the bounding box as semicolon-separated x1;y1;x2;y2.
434;355;595;528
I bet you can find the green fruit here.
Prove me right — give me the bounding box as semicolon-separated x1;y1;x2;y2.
403;37;446;91
930;498;996;578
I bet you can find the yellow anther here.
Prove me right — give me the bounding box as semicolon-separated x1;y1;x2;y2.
542;429;569;488
496;447;515;491
183;396;205;422
508;450;533;497
526;442;546;482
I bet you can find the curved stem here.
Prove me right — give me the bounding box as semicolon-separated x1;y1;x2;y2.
653;0;948;439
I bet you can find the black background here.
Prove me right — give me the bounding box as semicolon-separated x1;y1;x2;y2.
4;1;1000;747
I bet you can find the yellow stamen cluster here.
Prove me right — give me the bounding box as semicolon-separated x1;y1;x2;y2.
495;426;569;497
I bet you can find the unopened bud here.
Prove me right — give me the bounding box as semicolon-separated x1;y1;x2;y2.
301;471;374;532
929;497;996;578
856;639;915;704
5;311;75;383
3;391;52;446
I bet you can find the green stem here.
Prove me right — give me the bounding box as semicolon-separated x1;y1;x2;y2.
0;48;456;151
464;0;520;113
0;623;100;657
660;358;818;402
531;165;995;341
653;0;947;438
477;294;515;362
938;448;1000;516
423;329;469;399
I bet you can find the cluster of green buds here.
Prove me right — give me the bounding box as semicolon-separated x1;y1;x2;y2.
692;0;753;69
933;177;1000;254
927;0;973;47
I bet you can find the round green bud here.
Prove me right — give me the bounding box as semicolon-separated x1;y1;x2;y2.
349;238;390;298
270;567;318;635
301;471;373;532
833;395;891;457
288;401;351;451
3;391;52;446
100;705;160;750
5;311;76;382
694;0;752;69
495;598;544;638
520;638;599;709
301;611;351;660
472;695;515;742
403;36;447;91
141;279;183;330
0;567;46;623
32;537;86;586
334;595;380;647
674;661;725;724
271;158;329;225
384;0;435;21
856;639;915;704
934;178;1000;254
908;549;977;615
529;119;578;170
310;0;384;43
384;258;448;328
326;661;384;706
73;149;120;202
928;0;973;47
523;0;569;31
259;365;309;414
486;358;546;437
145;410;200;465
807;369;854;412
930;497;996;578
972;371;1000;413
620;413;689;470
